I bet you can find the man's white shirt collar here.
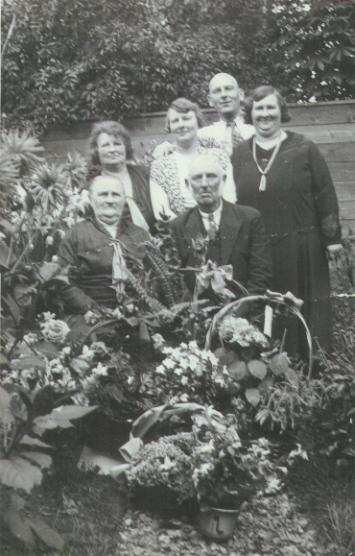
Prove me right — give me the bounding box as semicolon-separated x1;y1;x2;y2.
199;203;223;230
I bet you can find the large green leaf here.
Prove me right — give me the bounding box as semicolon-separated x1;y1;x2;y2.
12;354;47;371
0;456;43;492
269;353;289;376
245;387;261;407
3;294;21;325
247;359;267;381
28;515;65;551
228;360;248;381
19;435;52;449
21;451;52;469
0;241;11;270
35;261;61;283
3;506;35;548
0;385;14;426
33;404;96;435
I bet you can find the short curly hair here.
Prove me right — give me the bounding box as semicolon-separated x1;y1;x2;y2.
88;121;134;168
244;86;291;124
165;97;205;132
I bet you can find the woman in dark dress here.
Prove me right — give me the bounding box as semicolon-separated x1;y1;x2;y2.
88;121;155;232
232;86;342;358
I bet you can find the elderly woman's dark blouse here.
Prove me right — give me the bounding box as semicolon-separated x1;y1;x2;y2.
57;217;149;313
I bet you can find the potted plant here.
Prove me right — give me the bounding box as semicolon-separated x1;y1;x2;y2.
191;410;278;540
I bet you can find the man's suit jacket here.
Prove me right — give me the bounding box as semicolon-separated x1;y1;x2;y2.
170;201;271;295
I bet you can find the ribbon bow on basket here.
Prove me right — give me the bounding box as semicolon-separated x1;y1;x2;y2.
205;290;313;379
196;260;235;298
183;260;249;305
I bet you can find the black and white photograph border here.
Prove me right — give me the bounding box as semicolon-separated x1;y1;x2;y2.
0;0;355;554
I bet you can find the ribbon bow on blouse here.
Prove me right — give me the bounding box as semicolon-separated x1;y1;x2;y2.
111;241;130;300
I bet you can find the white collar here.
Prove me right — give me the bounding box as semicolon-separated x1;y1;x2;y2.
255;130;287;149
198;202;223;226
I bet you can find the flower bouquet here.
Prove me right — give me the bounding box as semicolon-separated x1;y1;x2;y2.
191;411;278;509
149;341;233;408
125;432;196;513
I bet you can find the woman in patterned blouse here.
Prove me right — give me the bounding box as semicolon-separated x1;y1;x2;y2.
150;97;236;221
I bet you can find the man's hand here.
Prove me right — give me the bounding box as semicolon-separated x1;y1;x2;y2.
152;141;175;159
84;309;100;325
326;243;343;259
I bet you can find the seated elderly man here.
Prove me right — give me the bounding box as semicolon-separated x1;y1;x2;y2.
57;175;150;330
170;154;271;297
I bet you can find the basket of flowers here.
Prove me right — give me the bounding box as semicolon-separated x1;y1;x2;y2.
121;402;209;514
122;403;283;529
205;290;311;363
203;291;313;414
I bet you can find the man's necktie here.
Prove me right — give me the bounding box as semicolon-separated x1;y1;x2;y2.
229;121;243;148
207;213;218;241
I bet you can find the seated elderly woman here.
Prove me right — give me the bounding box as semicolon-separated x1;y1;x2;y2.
150;97;236;221
57;175;151;333
88;120;155;232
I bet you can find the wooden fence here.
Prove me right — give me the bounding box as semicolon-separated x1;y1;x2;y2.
41;100;355;230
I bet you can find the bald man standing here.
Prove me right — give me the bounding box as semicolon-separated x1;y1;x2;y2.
170;154;271;296
198;73;254;156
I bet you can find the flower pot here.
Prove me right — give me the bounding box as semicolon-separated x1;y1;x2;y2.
198;506;239;541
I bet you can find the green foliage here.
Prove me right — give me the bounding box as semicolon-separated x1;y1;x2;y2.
268;0;355;101
2;0;355;132
0;385;95;493
0;378;94;549
1;0;269;132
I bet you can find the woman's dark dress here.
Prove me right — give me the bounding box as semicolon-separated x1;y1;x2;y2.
232;131;341;357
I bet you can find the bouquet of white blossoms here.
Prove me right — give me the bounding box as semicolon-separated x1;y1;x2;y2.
152;341;232;405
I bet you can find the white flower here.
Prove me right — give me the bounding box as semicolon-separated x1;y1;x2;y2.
180;393;189;403
187;355;199;371
198;463;214;476
180;359;189;370
212;375;226;388
164;358;175;370
80;345;95;361
152;333;165;350
111;307;123;320
22;332;39;345
155;365;165;375
196;440;214;454
287;444;308;463
92;362;108;377
207;353;218;366
174;367;183;376
265;475;282;494
41;311;56;321
181;376;188;386
188;341;198;352
159;456;175;472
